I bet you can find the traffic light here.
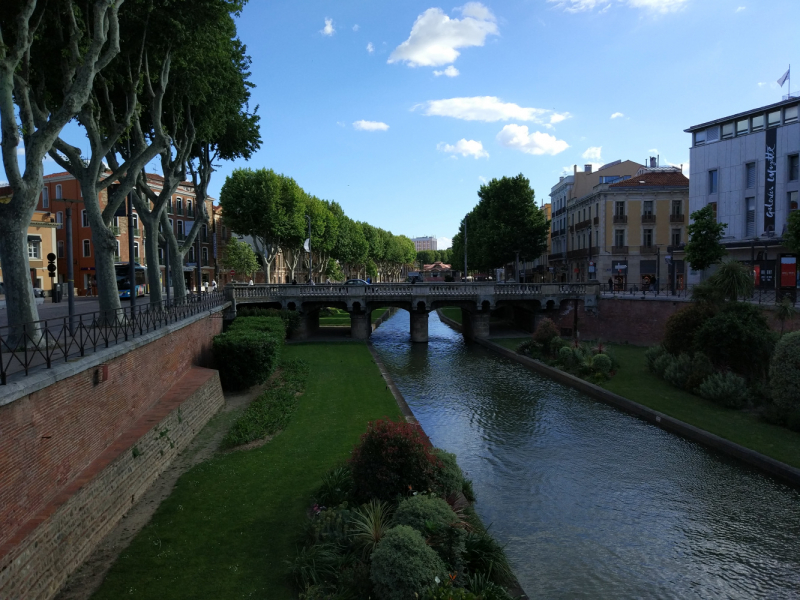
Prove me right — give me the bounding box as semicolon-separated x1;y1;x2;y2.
47;252;56;278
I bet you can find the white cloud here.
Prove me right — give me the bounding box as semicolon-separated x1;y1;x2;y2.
336;121;346;127
648;148;659;153
667;161;689;176
610;112;624;119
321;18;335;36
433;65;460;77
496;124;569;156
16;147;25;156
582;146;602;160
478;175;487;183
549;0;687;12
353;120;389;131
437;139;489;159
437;236;453;249
353;24;360;31
367;42;374;53
758;82;767;87
419;96;569;126
388;3;498;68
735;6;745;11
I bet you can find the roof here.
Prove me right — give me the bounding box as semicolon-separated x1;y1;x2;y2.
685;96;800;132
609;170;689;188
423;262;451;271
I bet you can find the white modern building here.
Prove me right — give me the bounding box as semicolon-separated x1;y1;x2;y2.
412;236;437;251
683;98;799;287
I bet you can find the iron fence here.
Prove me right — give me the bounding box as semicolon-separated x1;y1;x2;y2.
599;283;797;305
0;292;226;385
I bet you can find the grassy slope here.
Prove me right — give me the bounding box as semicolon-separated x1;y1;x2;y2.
439;307;462;324
93;343;401;600
319;307;387;326
490;338;800;469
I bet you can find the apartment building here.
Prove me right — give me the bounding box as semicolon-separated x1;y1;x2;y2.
412;236;437;252
682;97;800;288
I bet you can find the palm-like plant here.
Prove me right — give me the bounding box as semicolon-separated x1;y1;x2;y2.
349;499;394;558
776;296;797;336
708;259;754;301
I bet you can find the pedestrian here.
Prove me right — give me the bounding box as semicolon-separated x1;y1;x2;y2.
366;276;372;284
325;277;331;284
292;279;297;285
608;276;614;293
248;278;254;286
308;277;315;286
212;279;218;292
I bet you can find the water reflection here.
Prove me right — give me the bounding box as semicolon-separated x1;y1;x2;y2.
371;310;800;599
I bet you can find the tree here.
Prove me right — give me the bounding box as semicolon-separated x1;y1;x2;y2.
221;237;258;279
707;259;753;301
219;168;305;282
776;297;797;336
416;250;435;269
0;0;123;334
685;205;727;275
784;210;800;254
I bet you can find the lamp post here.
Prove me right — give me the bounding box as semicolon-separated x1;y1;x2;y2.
463;216;468;282
305;215;312;283
127;192;136;312
61;199;80;334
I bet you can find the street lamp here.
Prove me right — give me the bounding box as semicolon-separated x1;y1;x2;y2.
305;215;312;283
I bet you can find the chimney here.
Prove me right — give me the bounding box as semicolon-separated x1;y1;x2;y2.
559;176;564;182
649;156;657;168
584;164;592;173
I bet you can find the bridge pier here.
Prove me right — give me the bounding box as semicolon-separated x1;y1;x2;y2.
294;310;319;340
462;310;490;340
350;311;371;340
410;311;429;343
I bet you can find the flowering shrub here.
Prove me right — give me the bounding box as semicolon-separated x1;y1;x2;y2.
533;318;560;346
349;419;440;503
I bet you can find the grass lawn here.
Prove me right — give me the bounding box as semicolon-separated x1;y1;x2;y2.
439;307;462;324
92;343;401;600
490;337;800;469
318;307;388;326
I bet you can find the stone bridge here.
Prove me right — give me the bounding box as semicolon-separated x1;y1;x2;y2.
224;282;600;342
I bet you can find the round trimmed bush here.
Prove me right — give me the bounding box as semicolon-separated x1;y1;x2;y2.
533;317;559;346
558;346;574;366
432;449;464;496
696;372;748;408
769;331;800;414
394;496;465;579
652;353;676;379
592;353;612;375
228;316;286;339
644;345;666;373
548;336;567;355
664;353;693;389
212;330;281;391
370;525;446;600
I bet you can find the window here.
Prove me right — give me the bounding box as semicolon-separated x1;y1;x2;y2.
768;110;781;127
614;229;625;247
115;240;120;258
28;239;41;259
177;220;184;237
671;228;682;247
168;218;174;232
176;198;183;215
57;240;65;258
222;225;226;239
187;199;193;215
202;247;209;266
751;115;765;131
722;122;734;139
746;162;756;188
614;201;625;217
706;126;720;142
158;248;164;264
790;191;799;211
188;246;195;262
786;105;799;123
131;214;138;229
167;198;173;213
56;211;63;224
55;184;62;199
42;187;49;208
643;201;653;215
789;155;799;181
643;229;653;247
694;130;706;145
708;170;718;194
133;242;139;258
746;198;756;237
82;239;91;257
202;223;208;241
671;200;682;216
81;209;89;227
736;119;749;135
709;201;718;222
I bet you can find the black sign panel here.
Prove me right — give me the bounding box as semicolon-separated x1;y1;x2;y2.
764;127;777;234
754;260;775;289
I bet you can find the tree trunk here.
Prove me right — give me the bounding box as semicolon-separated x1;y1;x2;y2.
0;201;40;343
142;214;163;304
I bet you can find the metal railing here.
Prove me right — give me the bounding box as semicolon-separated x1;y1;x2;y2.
670;214;685;223
0;292;226;385
600;283;798;305
613;215;628;224
641;214;656;224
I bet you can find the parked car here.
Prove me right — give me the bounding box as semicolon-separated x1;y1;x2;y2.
344;279;370;285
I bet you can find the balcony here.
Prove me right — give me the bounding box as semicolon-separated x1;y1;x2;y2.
548;253;564;262
593;216;599;225
611;245;628;254
568;225;575;233
110;225;120;236
133;227;141;237
202;258;210;267
613;215;628;224
113;254;121;263
176;232;186;241
670;214;685;223
575;219;592;230
186;209;194;218
639;245;657;255
135;256;144;265
567;247;596;259
641;214;656;224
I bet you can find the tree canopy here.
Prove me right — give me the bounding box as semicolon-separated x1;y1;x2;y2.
685;205;727;273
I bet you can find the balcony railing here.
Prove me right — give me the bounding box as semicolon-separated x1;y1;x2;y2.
593;216;599;225
568;225;575;233
202;258;210;267
575;219;592;230
567;247;596;259
113;254;121;262
110;226;120;236
611;245;628;254
670;214;685;223
639;245;657;255
641;214;656;224
176;232;186;241
135;256;144;264
133;227;141;237
186;209;194;218
613;215;628;224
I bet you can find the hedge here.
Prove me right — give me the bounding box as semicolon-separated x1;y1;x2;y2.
228;316;286;340
213;329;281;391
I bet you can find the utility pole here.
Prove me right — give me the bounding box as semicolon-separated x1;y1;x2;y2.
64;202;76;334
127;192;136;313
164;236;171;306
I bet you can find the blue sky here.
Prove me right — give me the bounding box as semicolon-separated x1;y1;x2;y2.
12;0;800;248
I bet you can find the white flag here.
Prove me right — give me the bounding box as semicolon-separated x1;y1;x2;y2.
778;68;790;87
303;238;310;252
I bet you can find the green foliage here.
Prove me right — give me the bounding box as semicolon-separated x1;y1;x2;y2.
533;318;560;346
769;331;800;414
287;543;339;592
228;316;286;340
663;304;715;356
466;571;515;599
462;478;476;503
663;353;694;389
783;209;800;254
694;302;776;380
220;237;259;278
370;525;447;600
236;307;302;335
350;499;395;559
707;259;754;301
315;466;352;507
548;336;567;355
221;358;309;448
433;449;466;496
395;495;460;534
684;205;727;272
423;583;477;600
652;353;676;379
645;345;667;373
776;297;797;334
687;352;715;390
306;503;354;547
515;339;538;357
690;280;727;307
557;346;575;367
592;353;612;375
212;329;282;391
463;530;513;586
696;372;749;408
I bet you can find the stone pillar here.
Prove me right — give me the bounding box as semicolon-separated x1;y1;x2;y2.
350;311;371;340
410;310;429;343
462;310;490;340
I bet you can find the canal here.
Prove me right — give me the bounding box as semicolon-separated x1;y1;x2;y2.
370;310;800;599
